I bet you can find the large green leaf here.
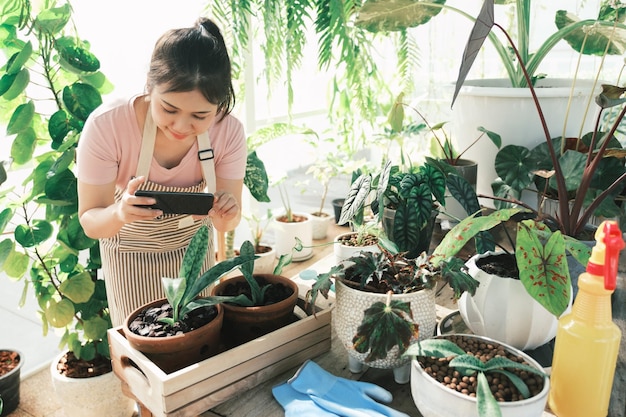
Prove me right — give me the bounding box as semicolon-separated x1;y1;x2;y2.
14;220;53;247
352;298;418;362
55;36;100;73
431;208;526;265
2;67;28;100
356;0;447;32
46;298;75;328
338;173;371;225
6;40;32;74
556;9;626;56
6;100;34;135
59;271;95;304
44;169;77;203
550;150;586;192
82;315;109;341
10;126;36;164
48;109;72;144
494;144;535;193
34;4;71;35
244;151;270;202
516;220;571;316
62;82;103;121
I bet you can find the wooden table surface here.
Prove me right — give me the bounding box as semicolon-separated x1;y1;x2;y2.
201;223;564;417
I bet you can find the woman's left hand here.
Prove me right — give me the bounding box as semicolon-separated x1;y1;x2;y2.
209;190;240;221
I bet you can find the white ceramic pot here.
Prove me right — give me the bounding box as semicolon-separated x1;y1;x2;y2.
50;351;135;417
253;245;276;274
452;78;601;206
458;251;558;351
410;334;550;417
310;211;333;240
272;212;312;261
333;280;436;383
333;232;380;265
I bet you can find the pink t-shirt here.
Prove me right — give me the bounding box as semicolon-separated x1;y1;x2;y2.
76;95;247;189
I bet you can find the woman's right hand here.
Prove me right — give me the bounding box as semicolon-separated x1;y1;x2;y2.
117;176;163;222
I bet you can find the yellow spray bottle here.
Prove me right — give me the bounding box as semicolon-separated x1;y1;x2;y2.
548;220;624;417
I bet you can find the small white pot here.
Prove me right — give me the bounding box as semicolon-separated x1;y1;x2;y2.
310;211;334;240
50;351;135;417
458;251;559;351
253;245;277;274
410;334;550;417
333;232;380;265
272;212;312;261
334;280;436;382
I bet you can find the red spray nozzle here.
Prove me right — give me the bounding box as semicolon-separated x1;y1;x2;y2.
601;221;624;291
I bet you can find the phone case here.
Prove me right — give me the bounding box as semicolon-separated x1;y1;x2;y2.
135;190;214;215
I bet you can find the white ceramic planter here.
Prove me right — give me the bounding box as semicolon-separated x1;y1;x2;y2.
333;232;380;265
333;280;436;383
310;211;334;240
50;351;135;417
458;251;559;351
253;246;276;274
272;212;312;261
452;78;601;206
410;334;550;417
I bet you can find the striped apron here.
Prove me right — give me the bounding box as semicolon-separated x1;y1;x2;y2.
101;111;216;327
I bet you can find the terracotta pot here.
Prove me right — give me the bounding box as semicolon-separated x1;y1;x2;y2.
0;349;22;417
212;274;299;345
410;334;549;417
122;299;224;374
50;351;135;417
333;279;436;383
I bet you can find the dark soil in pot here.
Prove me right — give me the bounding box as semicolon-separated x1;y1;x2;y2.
276;214;308;223
219;275;294;305
418;335;545;402
55;351;111;378
0;350;22;416
475;252;519;279
127;303;219;337
0;351;19;377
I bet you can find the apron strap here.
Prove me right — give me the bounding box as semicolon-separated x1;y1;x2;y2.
137;106;217;194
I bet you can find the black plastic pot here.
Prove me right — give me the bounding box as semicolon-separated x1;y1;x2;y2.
0;349;23;416
332;198;347;226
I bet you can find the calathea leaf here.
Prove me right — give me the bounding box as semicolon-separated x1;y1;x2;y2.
352;296;419;362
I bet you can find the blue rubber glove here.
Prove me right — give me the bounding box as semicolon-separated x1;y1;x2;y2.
288;360;410;417
272;382;339;417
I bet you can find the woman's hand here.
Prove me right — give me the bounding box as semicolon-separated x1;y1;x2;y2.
117;176;163;222
209;190;240;221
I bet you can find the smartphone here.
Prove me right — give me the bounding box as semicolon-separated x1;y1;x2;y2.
135;190;214;215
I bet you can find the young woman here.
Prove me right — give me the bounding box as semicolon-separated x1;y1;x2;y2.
77;17;247;326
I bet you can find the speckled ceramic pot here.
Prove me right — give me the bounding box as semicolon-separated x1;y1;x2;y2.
333;279;437;378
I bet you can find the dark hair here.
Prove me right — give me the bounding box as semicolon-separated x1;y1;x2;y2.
146;17;235;121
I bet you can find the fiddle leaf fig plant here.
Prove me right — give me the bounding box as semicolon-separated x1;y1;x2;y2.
0;1;113;362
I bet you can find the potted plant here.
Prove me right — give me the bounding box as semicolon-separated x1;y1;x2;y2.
123;225;256;373
356;0;626;199
386;92;502;222
212;239;300;345
272;181;313;261
0;349;23;417
405;334;549;417
243;209;277;274
306;237;479;384
0;3;137;416
430;207;590;350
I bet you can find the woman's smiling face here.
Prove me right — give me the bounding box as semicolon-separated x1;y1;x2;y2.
150;86;218;142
